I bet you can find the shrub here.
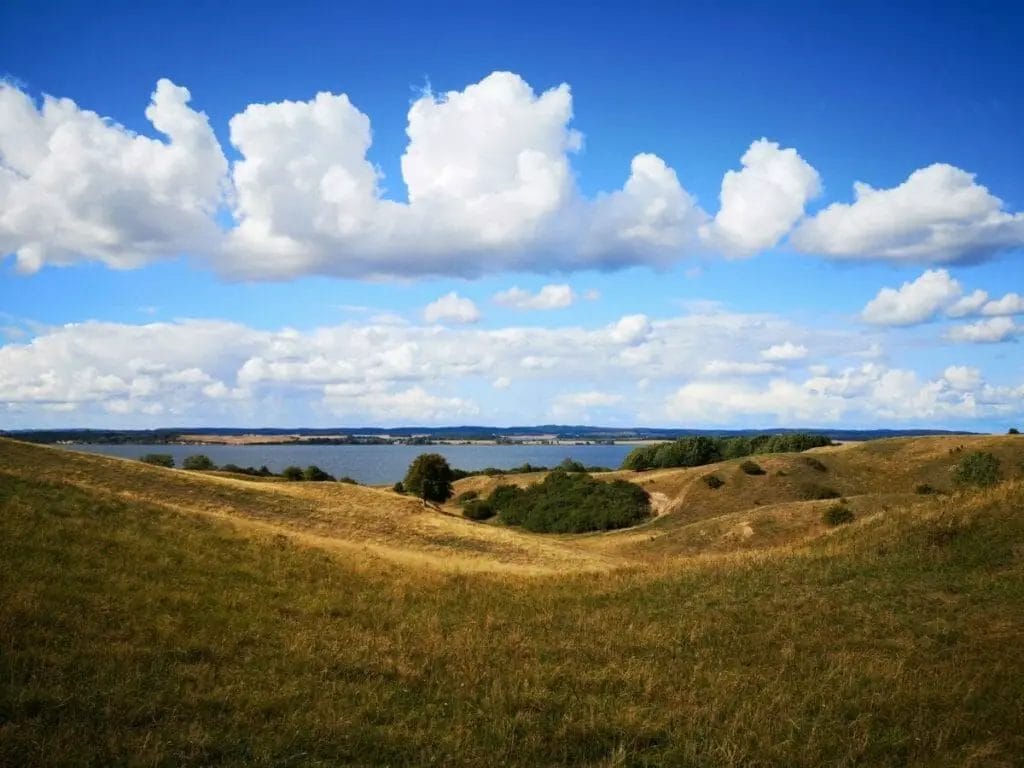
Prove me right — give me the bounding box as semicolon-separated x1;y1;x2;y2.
338;476;359;485
139;453;174;468
801;483;841;500
303;465;335;482
823;504;855;526
557;458;587;473
915;483;938;495
282;466;304;481
1009;427;1020;435
702;474;724;489
182;454;215;471
462;499;496;521
403;453;455;502
739;460;765;476
802;456;827;472
953;451;1001;488
488;471;650;533
392;481;405;494
455;490;479;504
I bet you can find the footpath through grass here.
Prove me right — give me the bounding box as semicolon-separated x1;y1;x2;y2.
2;467;1023;765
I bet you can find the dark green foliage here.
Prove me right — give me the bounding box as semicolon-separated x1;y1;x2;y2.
1009;428;1020;435
801;484;841;500
282;466;304;481
182;454;215;471
621;433;831;471
916;483;938;495
219;464;274;477
462;499;496;521
802;456;827;472
303;465;335;482
558;458;587;472
139;453;174;468
953;451;1001;488
488;471;650;533
392;481;405;494
739;460;765;476
823;504;855;526
702;474;724;489
455;490;479;504
403;453;455;502
338;476;359;485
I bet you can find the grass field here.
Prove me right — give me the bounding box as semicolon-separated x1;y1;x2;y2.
2;436;1023;765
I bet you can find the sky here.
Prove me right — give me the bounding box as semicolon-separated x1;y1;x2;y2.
1;0;1023;431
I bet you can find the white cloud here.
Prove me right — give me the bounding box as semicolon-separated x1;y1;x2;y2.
324;385;478;423
0;79;226;273
791;163;1024;264
493;284;575;310
981;292;1024;316
861;269;962;326
423;291;480;324
943;365;982;391
760;341;808;361
945;317;1018;344
608;314;652;345
702;360;779;376
947;289;989;318
699;138;820;255
492;376;511;389
551;390;624;420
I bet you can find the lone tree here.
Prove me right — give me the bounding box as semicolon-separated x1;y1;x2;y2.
403;453;455;503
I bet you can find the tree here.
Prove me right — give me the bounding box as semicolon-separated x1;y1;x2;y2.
182;454;215;471
140;453;174;468
403;453;454;503
303;465;334;482
282;465;304;481
1010;427;1020;435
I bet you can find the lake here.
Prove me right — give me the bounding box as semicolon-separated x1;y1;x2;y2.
62;443;637;485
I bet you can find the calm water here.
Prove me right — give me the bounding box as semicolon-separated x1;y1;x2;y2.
63;443;635;485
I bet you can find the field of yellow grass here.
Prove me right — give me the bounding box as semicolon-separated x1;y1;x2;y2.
2;434;1023;765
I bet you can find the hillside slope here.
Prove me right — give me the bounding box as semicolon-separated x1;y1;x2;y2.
1;435;1023;765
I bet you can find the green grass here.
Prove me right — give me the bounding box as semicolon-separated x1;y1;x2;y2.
2;463;1024;765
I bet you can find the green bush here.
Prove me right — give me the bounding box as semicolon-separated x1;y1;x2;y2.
702;474;724;489
953;451;1001;488
303;465;335;482
462;499;496;521
488;471;650;533
455;490;479;504
823;504;855;526
621;433;831;471
915;483;938;495
1009;427;1020;435
182;454;215;471
404;453;455;502
739;460;765;476
392;481;405;494
557;458;587;472
139;453;174;468
282;466;304;481
338;476;359;485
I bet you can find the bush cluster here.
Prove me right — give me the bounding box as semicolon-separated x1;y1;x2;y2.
739;460;765;476
702;474;724;489
953;451;1001;488
462;499;496;521
139;453;174;468
823;503;855;526
622;433;831;471
801;483;841;500
485;471;650;533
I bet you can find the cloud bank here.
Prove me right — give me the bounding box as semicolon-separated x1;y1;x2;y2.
5;74;1020;279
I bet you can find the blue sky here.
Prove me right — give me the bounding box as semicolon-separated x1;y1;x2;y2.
1;0;1022;430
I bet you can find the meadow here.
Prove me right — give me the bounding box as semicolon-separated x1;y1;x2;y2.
2;435;1023;766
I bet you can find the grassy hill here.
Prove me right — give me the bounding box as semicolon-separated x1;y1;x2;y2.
2;435;1023;765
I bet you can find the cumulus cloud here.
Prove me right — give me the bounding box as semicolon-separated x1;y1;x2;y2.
945;317;1018;343
791;164;1024;264
2;310;1019;428
423;292;480;324
699;139;820;255
862;270;1024;331
981;292;1024;316
861;269;963;326
0;79;226;273
760;342;808;361
493;284;576;310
